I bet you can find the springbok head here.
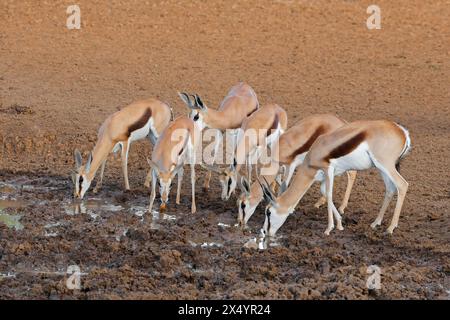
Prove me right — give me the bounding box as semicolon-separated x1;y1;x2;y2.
147;159;184;211
201;158;238;201
72;149;93;199
258;176;289;238
178;92;208;131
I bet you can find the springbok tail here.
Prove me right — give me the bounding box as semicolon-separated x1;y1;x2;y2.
395;123;412;172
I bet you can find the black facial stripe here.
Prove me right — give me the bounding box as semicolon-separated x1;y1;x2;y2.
240;202;246;219
266;207;271;232
79;176;83;186
227;178;232;194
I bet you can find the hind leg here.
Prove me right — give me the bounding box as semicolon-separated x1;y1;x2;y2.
204;129;222;190
121;140;130;190
386;167;408;234
325;167;343;235
338;170;357;214
370;170;396;229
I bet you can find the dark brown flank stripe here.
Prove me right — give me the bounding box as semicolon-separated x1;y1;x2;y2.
286;126;326;162
127;108;152;137
325;131;367;161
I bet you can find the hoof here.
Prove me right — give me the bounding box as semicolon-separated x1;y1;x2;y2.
324;228;333;236
338;207;345;215
370;221;380;230
386;226;396;235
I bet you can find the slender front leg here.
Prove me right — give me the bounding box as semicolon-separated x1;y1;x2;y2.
338;170;357;214
93;159;107;194
121;140;130;190
190;164;196;213
204;129;222;190
246;154;252;184
176;167;184;205
148;169;157;213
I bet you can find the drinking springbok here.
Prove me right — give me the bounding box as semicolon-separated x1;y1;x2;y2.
259;120;411;236
73;99;172;199
237;114;357;227
203;104;288;201
178;82;259;189
146;117;198;213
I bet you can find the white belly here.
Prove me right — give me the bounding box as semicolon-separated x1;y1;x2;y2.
129;118;154;143
331;142;373;175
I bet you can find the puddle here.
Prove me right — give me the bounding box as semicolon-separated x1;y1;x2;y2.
243;236;282;250
64;200;124;218
149;210;176;230
189;240;223;248
0;213;24;231
217;222;232;228
0;272;16;279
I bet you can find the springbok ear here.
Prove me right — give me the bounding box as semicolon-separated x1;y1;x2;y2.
241;176;251;195
257;176;276;205
85;152;93;174
230;157;237;171
178;92;194;109
194;94;207;111
201;163;223;174
74;149;82;169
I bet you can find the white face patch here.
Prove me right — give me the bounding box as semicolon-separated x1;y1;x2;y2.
78;174;92;199
159;179;172;203
190;110;206;131
263;206;289;237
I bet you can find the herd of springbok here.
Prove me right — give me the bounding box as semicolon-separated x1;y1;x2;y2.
72;82;411;238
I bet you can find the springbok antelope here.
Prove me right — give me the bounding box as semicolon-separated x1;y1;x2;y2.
259;120;411;237
237;114;357;227
178;82;259;189
146;116;198;213
203;104;288;201
73;99;172;199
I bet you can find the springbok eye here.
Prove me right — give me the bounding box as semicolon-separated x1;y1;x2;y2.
227;178;232;187
240;202;246;211
265;207;271;217
79;176;83;185
193;113;200;121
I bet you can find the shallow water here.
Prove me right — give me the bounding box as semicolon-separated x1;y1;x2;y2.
243;236;282;250
0;213;24;231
